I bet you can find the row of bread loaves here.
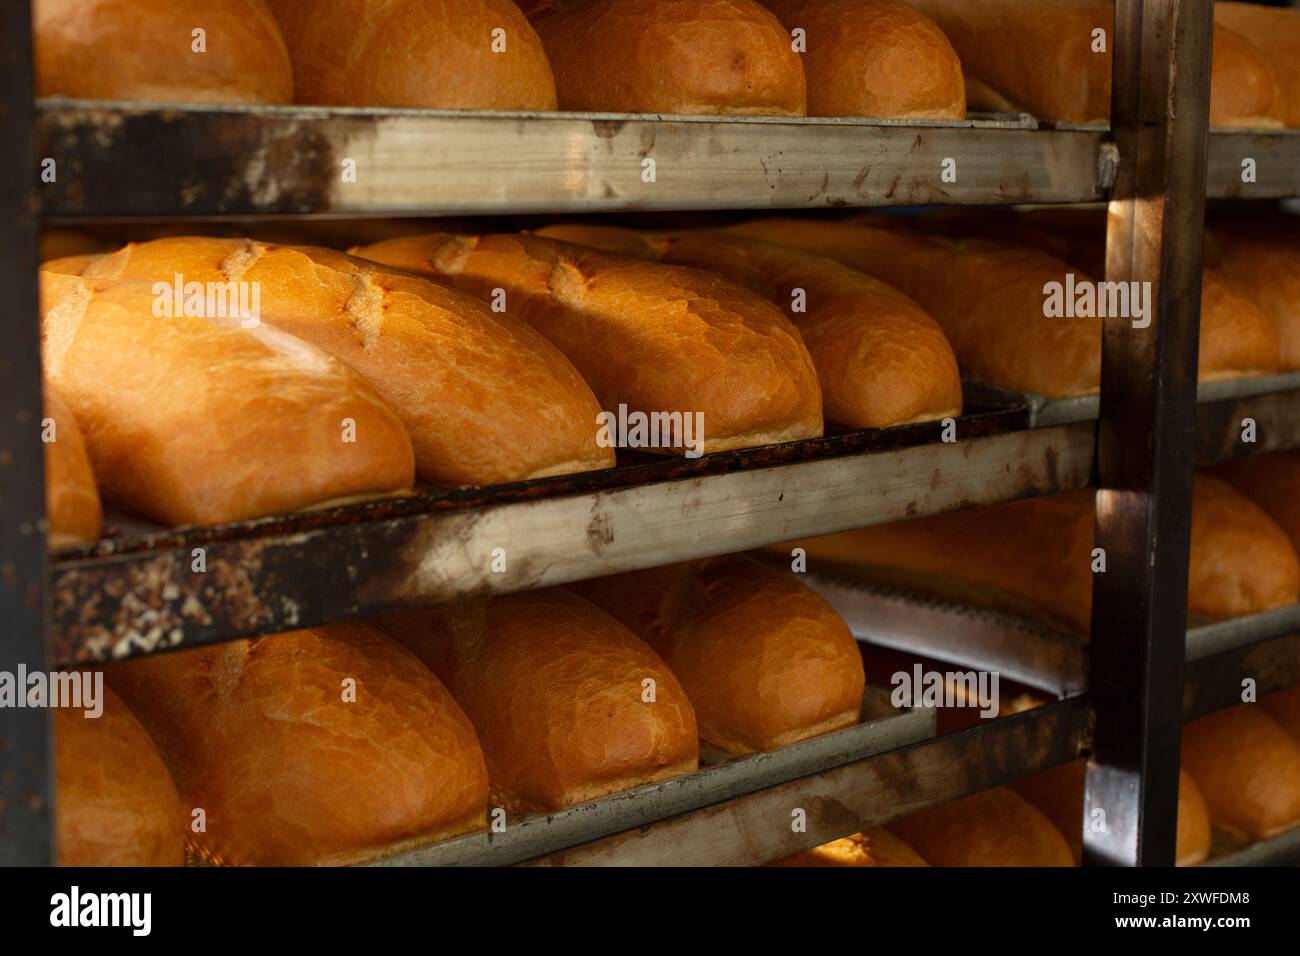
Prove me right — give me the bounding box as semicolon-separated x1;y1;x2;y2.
34;2;1300;125
58;554;864;864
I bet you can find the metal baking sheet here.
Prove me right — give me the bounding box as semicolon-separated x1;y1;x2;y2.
1208;128;1300;200
801;564;1087;697
37;101;1108;218
1203;826;1300;867
49;414;1097;665
526;695;1090;866
966;374;1300;430
367;686;934;867
801;563;1300;705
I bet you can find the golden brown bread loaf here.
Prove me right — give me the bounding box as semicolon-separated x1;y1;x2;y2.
106;622;489;865
941;208;1283;381
522;0;805;115
1206;218;1300;370
783;476;1300;636
910;208;1284;383
49;238;612;485
729;216;1282;393
373;589;699;812
1263;685;1300;743
43;384;102;546
571;554;866;755
1209;452;1300;552
1013;761;1211;866
906;0;1282;127
887;786;1074;866
1181;705;1300;841
38;272;413;527
55;685;185;867
727;217;1101;397
534;224;961;428
1216;2;1300;128
354;233;824;453
1195;270;1282;382
758;0;964;118
769;828;928;867
266;0;557;109
35;0;293;104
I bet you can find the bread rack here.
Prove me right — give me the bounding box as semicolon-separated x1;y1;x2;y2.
4;0;1300;866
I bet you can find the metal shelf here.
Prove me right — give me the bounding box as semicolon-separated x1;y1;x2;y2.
522;696;1090;867
972;374;1300;430
48;381;1300;668
804;565;1300;719
36;101;1112;218
51;410;1094;665
1205;826;1300;867
1208;128;1300;200
370;687;934;867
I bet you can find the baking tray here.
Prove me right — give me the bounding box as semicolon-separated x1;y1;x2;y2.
36;101;1107;219
365;685;934;867
798;562;1300;704
49;400;1103;665
967;373;1300;429
1204;826;1300;867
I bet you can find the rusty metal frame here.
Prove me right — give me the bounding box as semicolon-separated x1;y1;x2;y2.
3;0;1298;869
1084;0;1215;867
36;103;1109;218
0;0;53;866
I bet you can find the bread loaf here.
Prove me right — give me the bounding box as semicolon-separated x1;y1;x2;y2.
906;0;1283;127
1263;685;1300;744
372;589;699;812
1216;2;1300;128
55;685;185;867
43;385;102;545
924;208;1283;381
887;786;1074;866
35;0;293;104
769;828;928;866
353;233;824;453
534;224;961;428
572;554;865;754
727;217;1100;397
782;476;1300;636
1181;705;1300;841
1206;217;1300;370
758;0;964;118
48;237;613;486
522;0;805;115
266;0;557;109
1210;452;1300;552
106;622;489;865
38;272;413;527
728;216;1281;393
1013;761;1211;866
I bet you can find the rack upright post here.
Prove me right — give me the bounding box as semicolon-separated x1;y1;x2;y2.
1085;0;1215;866
0;0;54;866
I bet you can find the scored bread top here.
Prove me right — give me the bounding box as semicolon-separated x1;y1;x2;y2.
39;270;414;527
354;232;825;454
106;622;490;866
47;237;613;486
